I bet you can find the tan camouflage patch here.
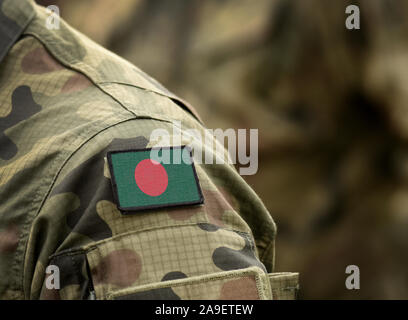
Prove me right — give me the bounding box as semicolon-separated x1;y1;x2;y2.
268;272;299;300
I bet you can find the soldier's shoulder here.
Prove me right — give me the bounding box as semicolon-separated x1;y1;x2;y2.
19;2;201;122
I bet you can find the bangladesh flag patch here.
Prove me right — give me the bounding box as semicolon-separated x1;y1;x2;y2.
107;146;204;213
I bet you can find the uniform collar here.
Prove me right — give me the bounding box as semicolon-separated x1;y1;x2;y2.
0;0;36;63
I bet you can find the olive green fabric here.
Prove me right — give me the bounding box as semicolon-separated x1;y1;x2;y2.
268;272;299;300
0;0;296;300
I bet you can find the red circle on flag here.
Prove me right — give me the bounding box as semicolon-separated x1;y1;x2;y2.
134;159;168;197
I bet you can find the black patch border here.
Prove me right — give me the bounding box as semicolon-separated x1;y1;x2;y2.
107;145;204;214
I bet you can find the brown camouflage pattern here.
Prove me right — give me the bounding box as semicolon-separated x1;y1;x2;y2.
0;0;297;299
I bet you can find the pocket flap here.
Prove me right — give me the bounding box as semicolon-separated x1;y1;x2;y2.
108;266;273;300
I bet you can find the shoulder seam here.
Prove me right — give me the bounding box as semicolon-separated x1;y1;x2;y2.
23;4;203;123
21;33;139;119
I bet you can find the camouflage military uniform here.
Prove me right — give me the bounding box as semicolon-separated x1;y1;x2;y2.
0;0;298;300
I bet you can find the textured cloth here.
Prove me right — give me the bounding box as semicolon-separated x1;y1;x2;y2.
0;0;297;299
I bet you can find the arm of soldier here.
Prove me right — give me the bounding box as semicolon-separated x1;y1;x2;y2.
27;118;278;300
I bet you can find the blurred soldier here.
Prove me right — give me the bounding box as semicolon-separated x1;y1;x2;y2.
0;0;297;299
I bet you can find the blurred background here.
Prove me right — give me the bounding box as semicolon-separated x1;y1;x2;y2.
35;0;408;299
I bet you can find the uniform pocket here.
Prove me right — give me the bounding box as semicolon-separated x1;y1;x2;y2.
42;233;299;300
43;219;284;300
107;266;272;300
83;224;269;300
267;272;299;300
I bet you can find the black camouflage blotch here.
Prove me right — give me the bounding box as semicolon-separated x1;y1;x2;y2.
161;271;188;281
0;0;22;62
49;252;90;299
0;86;42;160
198;222;219;232
0;135;17;160
51;137;148;241
114;287;181;300
212;231;266;272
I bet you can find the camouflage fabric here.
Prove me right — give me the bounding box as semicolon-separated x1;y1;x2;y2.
0;0;298;300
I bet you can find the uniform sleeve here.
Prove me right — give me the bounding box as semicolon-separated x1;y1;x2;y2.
32;118;294;300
